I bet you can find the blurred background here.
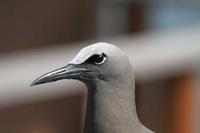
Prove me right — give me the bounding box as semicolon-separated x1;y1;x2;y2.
0;0;200;133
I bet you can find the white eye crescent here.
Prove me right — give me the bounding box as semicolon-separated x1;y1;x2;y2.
86;53;107;65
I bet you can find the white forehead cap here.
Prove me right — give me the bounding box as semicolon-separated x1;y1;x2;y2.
70;42;123;64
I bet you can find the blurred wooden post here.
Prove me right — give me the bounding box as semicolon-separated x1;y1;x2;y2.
173;73;195;133
129;2;145;33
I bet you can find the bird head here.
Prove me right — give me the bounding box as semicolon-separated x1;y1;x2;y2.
31;42;133;87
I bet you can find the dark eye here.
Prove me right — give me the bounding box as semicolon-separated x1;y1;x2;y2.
86;53;107;65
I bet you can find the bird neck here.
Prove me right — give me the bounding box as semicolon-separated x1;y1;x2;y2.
83;82;98;133
83;80;146;133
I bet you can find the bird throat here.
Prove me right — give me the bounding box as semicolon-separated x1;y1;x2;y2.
84;82;97;133
83;81;141;133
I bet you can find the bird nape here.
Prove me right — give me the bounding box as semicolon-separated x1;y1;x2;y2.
31;42;155;133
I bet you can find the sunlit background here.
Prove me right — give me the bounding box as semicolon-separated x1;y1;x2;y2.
0;0;200;133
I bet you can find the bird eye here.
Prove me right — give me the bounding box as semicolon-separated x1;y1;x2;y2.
86;53;107;65
94;54;106;65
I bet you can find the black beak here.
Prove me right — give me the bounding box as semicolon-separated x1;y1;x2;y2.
31;64;92;86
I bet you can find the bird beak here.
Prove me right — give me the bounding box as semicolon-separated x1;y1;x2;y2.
31;64;91;86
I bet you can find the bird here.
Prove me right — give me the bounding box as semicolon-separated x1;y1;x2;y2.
31;42;155;133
